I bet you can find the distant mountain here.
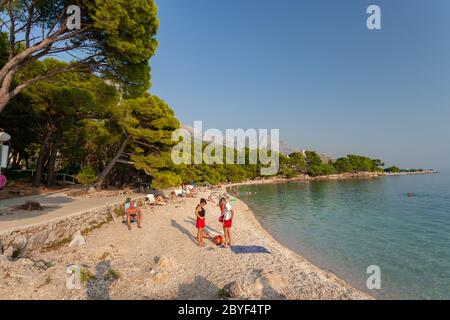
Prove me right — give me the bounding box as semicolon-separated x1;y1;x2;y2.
279;140;300;155
180;123;334;161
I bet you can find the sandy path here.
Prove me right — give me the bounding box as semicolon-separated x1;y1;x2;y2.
0;190;371;300
0;191;132;233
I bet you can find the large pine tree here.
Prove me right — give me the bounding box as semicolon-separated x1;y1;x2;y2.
0;0;159;112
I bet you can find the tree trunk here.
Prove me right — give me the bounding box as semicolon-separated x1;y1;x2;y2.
33;142;50;187
32;130;54;187
11;152;19;169
47;138;63;186
93;136;130;190
0;95;9;114
0;68;15;114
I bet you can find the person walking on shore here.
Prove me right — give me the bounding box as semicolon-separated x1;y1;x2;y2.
195;198;208;247
219;197;234;248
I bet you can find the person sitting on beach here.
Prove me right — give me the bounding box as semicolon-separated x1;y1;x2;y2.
125;200;143;230
185;184;195;198
180;183;188;197
219;197;234;248
195;198;208;247
170;191;178;201
155;194;166;205
207;194;216;204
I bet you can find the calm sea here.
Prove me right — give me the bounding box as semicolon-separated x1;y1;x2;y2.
232;173;450;299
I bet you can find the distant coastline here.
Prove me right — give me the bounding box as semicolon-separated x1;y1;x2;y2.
225;170;438;188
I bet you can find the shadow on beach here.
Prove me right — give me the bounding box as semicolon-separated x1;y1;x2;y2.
184;216;222;235
86;260;117;300
176;275;220;300
170;219;197;244
176;271;286;300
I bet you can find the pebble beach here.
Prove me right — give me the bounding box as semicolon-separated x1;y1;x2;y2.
0;188;372;300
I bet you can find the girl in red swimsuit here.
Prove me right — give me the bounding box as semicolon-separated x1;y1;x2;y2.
195;198;207;247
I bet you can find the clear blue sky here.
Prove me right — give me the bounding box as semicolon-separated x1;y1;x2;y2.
149;0;450;170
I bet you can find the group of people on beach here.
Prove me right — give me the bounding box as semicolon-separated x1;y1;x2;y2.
195;196;234;248
123;186;235;248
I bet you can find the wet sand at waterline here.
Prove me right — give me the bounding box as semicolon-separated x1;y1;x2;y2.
0;189;371;300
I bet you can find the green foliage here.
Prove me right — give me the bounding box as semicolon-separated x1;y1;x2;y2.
88;0;159;96
333;155;384;173
1;0;160;105
61;119;120;175
105;269;120;281
305;151;322;168
385;166;401;173
0;32;8;67
280;167;296;178
1;59;119;184
289;152;306;173
76;166;98;185
279;152;306;178
151;171;182;189
334;157;354;173
308;163;336;177
121;94;179;147
304;151;335;176
44;237;72;251
221;164;246;183
112;94;181;188
80;269;95;283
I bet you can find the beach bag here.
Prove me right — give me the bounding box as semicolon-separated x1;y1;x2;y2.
218;215;224;223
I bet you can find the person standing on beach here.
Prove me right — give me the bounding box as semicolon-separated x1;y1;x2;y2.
219;197;235;248
195;198;208;247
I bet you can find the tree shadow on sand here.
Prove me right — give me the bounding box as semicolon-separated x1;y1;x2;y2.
170;219;197;244
86;260;118;300
176;271;286;300
185;216;222;235
184;217;223;234
176;275;220;300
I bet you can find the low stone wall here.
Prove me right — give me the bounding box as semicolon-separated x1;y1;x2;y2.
0;200;134;258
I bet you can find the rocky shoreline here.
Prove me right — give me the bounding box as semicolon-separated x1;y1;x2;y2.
224;170;438;188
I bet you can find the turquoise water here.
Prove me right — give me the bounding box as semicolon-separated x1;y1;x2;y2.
232;173;450;300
